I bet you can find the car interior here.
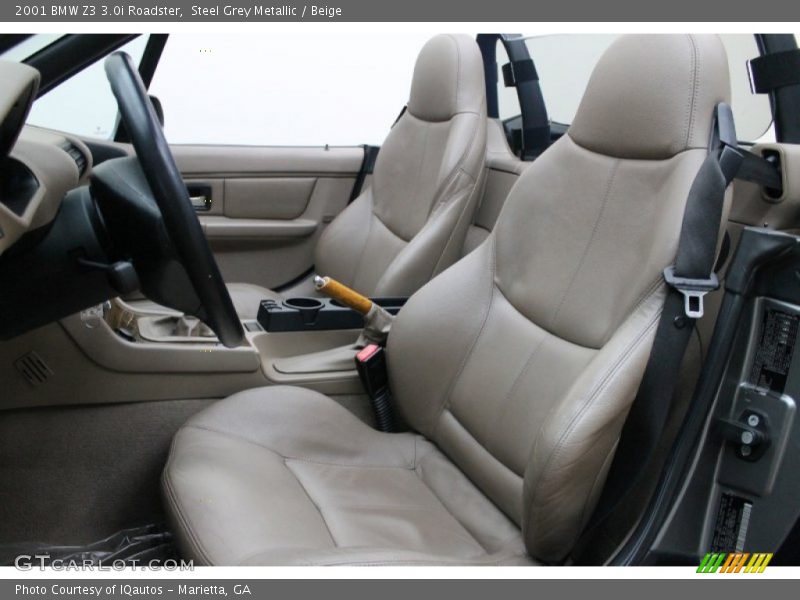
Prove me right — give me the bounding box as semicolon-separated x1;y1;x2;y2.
0;32;799;566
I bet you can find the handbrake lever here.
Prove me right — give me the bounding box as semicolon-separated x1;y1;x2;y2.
314;275;393;345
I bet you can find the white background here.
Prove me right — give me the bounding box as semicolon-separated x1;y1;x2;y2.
150;33;435;145
14;31;784;146
2;18;800;581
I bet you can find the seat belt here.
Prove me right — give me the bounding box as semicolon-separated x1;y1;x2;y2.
347;106;408;204
579;104;786;559
748;48;800;94
578;104;745;549
500;35;550;160
736;150;783;194
391;104;407;127
348;144;380;204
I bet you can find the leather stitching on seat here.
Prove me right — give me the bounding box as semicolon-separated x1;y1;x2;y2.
369;110;484;291
524;289;662;538
283;458;338;548
530;289;663;488
683;34;699;151
406;110;484;283
522;276;662;490
178;419;513;561
349;204;376;286
412;447;492;555
282;444;488;556
426;168;479;277
371;210;406;243
370;118;432;240
548;159;619;338
484;306;552;463
577;439;619;529
162;432;216;566
183;423;416;470
450;33;461;117
430;235;497;441
415;446;525;555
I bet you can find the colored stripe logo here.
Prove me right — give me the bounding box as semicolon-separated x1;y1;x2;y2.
697;552;773;573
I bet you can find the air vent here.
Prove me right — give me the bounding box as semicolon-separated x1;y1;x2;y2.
59;140;88;177
14;351;53;387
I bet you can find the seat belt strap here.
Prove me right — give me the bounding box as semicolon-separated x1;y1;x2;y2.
348;144;379;204
748;49;800;94
391;105;407;128
502;58;538;86
735;150;783;193
581;103;743;542
501;36;550;160
347;105;407;203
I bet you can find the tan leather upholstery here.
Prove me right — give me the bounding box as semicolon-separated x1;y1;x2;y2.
164;387;532;566
164;35;731;565
231;34;487;318
569;34;729;161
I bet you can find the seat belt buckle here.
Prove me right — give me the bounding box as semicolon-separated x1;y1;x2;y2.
355;344;388;398
355;344;397;433
663;266;719;319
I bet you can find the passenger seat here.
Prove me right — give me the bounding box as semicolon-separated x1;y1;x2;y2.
228;34;487;318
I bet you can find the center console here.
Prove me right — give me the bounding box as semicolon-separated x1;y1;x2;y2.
257;296;407;332
60;293;407;397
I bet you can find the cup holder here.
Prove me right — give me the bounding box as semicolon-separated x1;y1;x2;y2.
283;297;325;324
258;296;409;332
284;297;324;309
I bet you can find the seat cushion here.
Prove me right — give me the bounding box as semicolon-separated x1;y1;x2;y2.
163;386;531;566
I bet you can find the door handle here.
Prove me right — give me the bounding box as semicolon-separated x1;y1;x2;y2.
189;195;211;211
186;183;213;211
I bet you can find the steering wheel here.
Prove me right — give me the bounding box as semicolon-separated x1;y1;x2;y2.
101;52;243;348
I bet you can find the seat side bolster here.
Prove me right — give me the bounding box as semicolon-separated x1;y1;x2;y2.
522;284;666;562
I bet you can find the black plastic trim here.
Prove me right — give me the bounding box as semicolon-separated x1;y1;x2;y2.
0;34;32;56
25;34;138;97
609;228;799;565
756;34;800;144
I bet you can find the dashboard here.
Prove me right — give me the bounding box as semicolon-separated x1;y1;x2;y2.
0;60;91;258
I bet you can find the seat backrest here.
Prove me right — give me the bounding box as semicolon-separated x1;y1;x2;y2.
315;34;487;296
388;34;730;563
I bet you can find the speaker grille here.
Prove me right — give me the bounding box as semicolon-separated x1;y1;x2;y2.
14;352;53;386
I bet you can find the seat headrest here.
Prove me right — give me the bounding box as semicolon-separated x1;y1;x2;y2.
407;34;485;122
569;34;731;160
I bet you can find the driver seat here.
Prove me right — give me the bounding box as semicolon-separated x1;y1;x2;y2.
227;34;488;318
163;35;731;565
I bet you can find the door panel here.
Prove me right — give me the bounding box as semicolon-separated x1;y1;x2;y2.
224;178;316;220
171;144;362;290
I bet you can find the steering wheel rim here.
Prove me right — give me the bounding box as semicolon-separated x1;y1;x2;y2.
104;52;244;348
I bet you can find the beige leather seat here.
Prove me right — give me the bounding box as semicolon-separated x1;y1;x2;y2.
163;35;731;565
228;34;487;318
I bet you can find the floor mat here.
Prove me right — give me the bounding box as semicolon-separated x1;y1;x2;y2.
0;524;178;567
0;399;211;546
